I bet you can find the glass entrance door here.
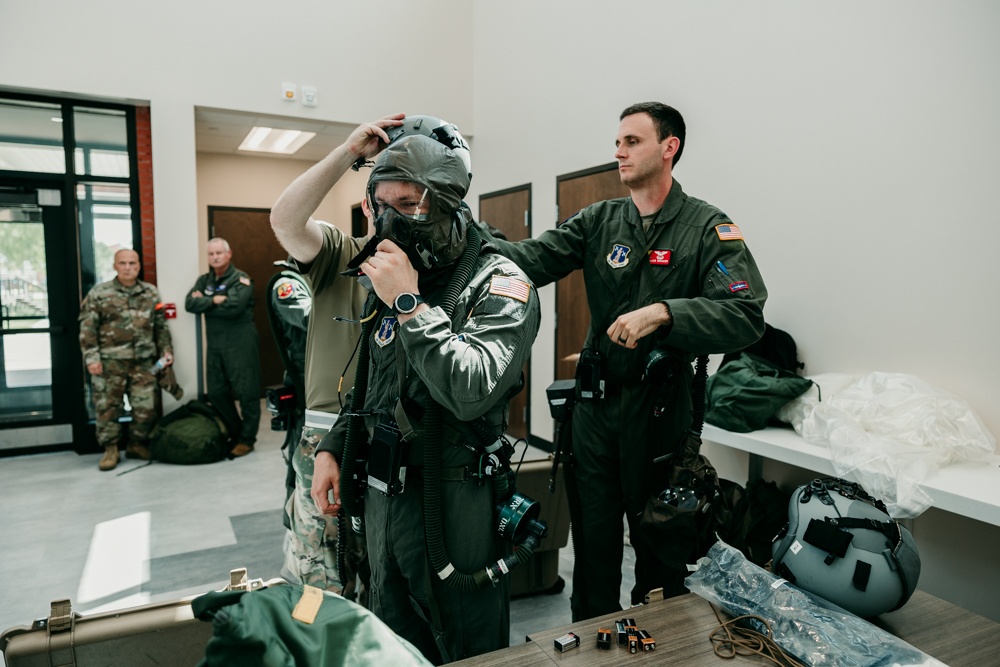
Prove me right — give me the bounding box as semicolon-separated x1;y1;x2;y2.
0;184;85;451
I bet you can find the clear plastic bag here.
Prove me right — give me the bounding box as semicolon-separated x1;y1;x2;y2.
685;541;946;667
777;372;997;518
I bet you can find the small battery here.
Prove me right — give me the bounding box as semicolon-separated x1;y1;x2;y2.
628;634;639;654
624;617;637;629
554;632;580;652
639;629;656;651
615;620;627;646
596;629;612;650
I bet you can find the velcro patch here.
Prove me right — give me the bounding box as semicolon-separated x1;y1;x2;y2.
729;281;749;293
489;275;530;303
375;316;397;347
239;276;251;286
292;585;324;624
648;249;672;266
715;224;744;241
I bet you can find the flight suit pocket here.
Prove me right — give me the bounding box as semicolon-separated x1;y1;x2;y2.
705;266;754;300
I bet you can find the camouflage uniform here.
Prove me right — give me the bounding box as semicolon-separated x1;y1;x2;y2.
283;225;369;598
79;277;173;450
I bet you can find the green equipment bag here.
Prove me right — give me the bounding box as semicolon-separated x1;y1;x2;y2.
150;399;230;464
705;352;814;432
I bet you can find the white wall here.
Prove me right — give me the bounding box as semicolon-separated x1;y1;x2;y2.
471;0;1000;445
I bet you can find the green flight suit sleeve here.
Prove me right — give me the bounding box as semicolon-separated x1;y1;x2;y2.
484;213;587;288
184;274;213;313
209;274;254;320
399;268;541;422
271;276;311;332
665;223;768;354
78;293;101;366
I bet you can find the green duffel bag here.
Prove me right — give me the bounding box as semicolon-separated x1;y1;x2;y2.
150;399;230;464
705;352;814;432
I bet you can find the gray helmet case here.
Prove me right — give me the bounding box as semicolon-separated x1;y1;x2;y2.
771;477;920;618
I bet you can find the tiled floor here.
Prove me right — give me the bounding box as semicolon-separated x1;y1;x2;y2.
0;402;636;665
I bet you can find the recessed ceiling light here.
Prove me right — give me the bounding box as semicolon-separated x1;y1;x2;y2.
238;126;316;155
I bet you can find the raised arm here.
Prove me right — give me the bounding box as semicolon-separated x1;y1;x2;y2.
270;114;405;264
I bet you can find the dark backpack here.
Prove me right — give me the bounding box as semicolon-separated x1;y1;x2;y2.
740;479;792;567
150;399;230;464
721;323;803;374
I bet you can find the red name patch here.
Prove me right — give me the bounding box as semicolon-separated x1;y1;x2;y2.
648;249;672;266
729;281;749;293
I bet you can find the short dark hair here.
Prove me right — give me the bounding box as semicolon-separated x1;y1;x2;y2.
620;102;686;167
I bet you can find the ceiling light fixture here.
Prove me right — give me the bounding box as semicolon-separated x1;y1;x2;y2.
238;126;316;155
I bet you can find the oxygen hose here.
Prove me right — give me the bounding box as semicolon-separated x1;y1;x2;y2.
682;354;710;463
422;224;485;591
423;224;547;590
337;295;382;586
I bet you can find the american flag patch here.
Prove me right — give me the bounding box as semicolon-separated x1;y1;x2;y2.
489;275;531;303
239;276;251;286
715;224;744;241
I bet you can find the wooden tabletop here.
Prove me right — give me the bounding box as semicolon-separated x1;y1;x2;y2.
453;590;1000;666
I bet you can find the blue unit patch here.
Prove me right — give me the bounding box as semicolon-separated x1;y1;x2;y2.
375;316;398;347
606;244;631;269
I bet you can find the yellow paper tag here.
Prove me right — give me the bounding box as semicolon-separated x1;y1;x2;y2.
291;585;324;624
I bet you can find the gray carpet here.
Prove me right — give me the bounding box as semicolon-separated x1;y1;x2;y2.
148;509;286;595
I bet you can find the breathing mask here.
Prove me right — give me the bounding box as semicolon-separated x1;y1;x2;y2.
366;134;471;270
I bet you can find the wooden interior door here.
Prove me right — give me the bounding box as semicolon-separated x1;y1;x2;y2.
555;164;629;381
209;206;287;395
479;185;531;441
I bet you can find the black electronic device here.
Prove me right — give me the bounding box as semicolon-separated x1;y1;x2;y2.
265;384;296;431
575;348;605;401
367;422;407;497
546;379;576;422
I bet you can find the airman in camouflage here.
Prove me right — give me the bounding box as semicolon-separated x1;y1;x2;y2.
79;249;174;471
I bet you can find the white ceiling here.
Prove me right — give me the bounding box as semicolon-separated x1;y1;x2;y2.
194;107;357;162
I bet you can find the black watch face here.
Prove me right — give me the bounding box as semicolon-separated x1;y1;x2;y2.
396;293;416;313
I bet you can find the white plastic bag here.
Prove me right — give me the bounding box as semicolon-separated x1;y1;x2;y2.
778;372;996;518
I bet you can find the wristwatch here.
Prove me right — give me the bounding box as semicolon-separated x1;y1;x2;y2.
394;292;426;314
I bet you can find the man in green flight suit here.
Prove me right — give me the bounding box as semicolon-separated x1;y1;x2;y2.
483;102;768;621
80;248;174;471
185;237;261;456
307;114;541;664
